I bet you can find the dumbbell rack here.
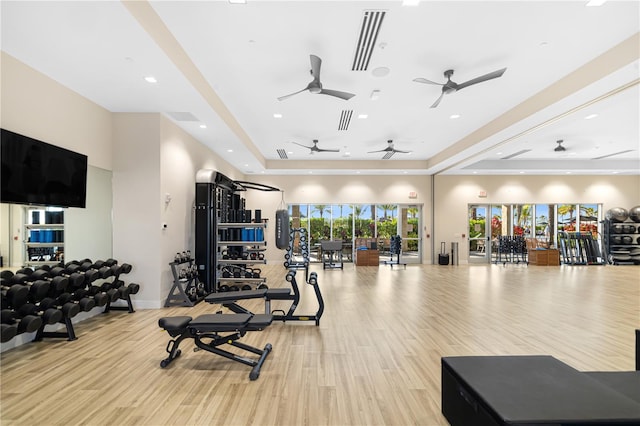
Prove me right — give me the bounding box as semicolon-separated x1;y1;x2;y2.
217;222;267;291
164;258;204;307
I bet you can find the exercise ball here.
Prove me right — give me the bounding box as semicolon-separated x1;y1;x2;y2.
611;236;622;244
629;205;640;223
623;224;637;234
606;207;629;223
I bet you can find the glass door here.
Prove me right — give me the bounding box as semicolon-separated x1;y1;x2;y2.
468;204;490;263
398;205;421;264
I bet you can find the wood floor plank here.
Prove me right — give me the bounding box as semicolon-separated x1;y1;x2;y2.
1;263;638;425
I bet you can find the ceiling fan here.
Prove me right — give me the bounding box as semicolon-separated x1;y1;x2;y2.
292;139;339;154
277;54;355;101
554;140;567;152
368;140;411;159
413;67;507;108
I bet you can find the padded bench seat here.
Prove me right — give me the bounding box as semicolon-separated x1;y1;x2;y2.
158;313;273;380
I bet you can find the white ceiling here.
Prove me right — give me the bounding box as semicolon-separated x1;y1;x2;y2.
1;0;639;176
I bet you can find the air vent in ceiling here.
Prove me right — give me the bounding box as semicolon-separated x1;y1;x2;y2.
338;110;353;131
501;149;531;159
277;149;288;159
166;112;199;122
382;151;395;160
352;10;386;71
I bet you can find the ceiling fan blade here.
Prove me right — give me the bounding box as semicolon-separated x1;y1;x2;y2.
319;88;355;100
413;77;443;85
393;149;411;154
430;92;445;108
277;87;308;101
367;149;387;153
456;67;507;91
291;141;312;150
316;148;340;153
310;54;322;81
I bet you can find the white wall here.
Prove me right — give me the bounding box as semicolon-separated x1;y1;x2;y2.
159;115;243;304
112;114;163;308
434;174;640;263
0;52;112;171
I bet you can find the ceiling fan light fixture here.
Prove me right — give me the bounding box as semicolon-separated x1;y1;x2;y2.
554;140;566;152
370;89;381;100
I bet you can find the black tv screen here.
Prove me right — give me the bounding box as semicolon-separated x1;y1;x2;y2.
1;129;88;208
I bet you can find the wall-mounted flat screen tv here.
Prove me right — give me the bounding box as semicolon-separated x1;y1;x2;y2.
1;129;88;208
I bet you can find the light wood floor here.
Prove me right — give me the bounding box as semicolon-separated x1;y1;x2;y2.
1;263;639;425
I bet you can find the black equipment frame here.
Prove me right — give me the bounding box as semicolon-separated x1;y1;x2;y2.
206;270;324;326
159;314;272;381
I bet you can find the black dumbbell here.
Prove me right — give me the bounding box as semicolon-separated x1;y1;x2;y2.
1;308;43;334
1;322;18;343
1;280;30;309
55;292;95;313
38;297;81;319
110;279;140;299
14;301;63;326
48;267;85;292
9;270;59;302
63;263;101;288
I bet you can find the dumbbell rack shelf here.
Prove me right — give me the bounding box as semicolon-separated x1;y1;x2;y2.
24;224;64;267
164;259;205;307
217;222;267;292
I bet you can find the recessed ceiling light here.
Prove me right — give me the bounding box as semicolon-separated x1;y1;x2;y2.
584;113;598;120
244;164;249;167
372;67;390;77
228;0;246;4
227;149;233;153
199;124;207;129
450;114;460;119
473;171;478;174
144;76;157;83
273;113;282;118
519;171;525;174
612;171;619;174
586;0;607;6
358;114;368;119
566;171;572;174
496;152;503;156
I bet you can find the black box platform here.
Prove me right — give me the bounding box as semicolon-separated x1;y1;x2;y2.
442;355;640;426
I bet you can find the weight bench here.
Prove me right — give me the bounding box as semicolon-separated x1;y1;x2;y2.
205;271;324;326
158;313;272;380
